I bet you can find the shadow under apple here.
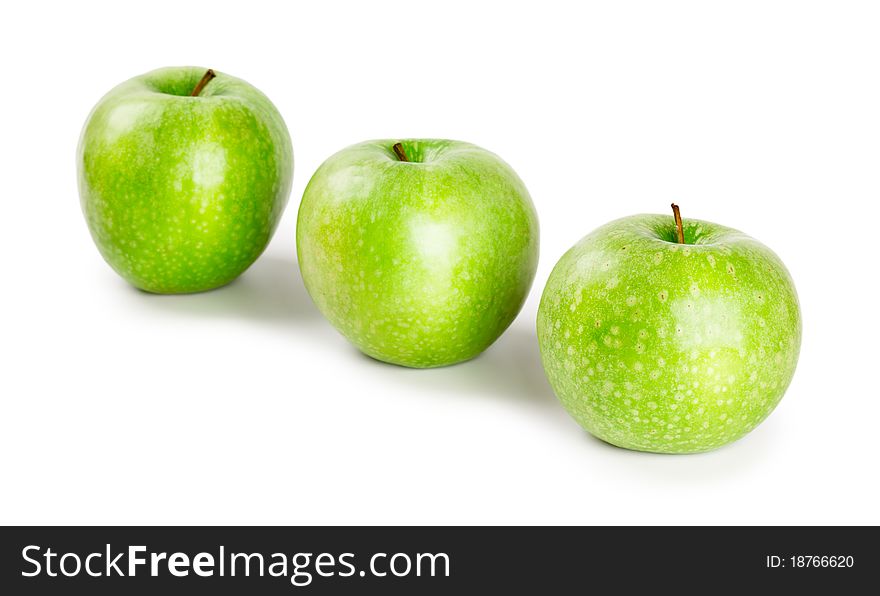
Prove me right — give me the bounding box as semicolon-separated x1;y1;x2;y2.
581;410;783;483
127;260;778;475
356;322;562;411
130;255;324;328
126;254;559;409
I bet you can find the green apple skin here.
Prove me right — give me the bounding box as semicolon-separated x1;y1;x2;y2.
297;139;539;368
77;67;293;293
537;215;801;453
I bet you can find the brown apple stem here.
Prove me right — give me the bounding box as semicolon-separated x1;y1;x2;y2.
392;142;409;162
671;203;684;244
191;69;216;97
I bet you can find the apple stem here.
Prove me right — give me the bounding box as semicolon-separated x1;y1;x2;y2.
392;142;409;162
671;203;684;244
191;69;216;97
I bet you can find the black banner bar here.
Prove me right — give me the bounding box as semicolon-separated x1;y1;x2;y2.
1;527;876;594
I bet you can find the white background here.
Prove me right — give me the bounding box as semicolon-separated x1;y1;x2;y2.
1;1;878;525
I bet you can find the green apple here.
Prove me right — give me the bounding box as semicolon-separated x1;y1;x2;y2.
297;139;539;368
537;207;801;453
78;67;293;293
